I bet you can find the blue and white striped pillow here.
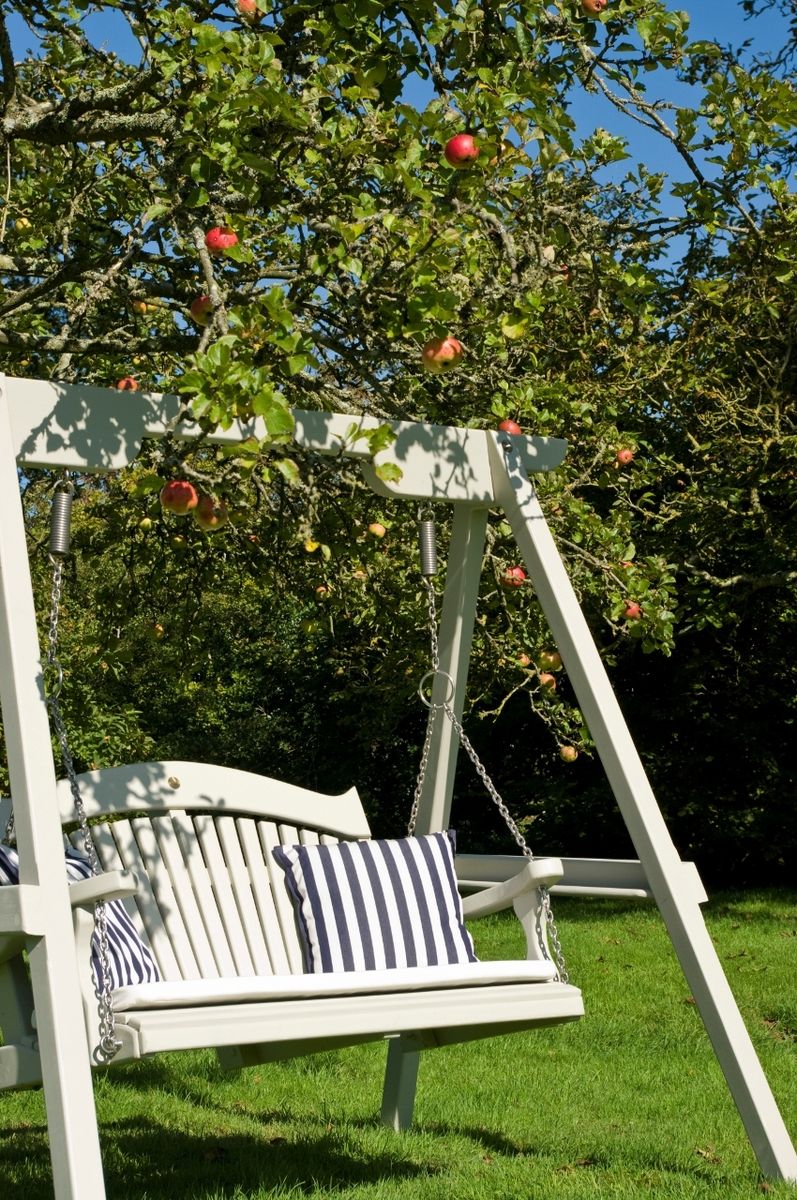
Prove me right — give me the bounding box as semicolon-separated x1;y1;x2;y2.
273;832;477;974
0;842;160;990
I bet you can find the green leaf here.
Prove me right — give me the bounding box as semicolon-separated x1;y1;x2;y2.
374;462;403;483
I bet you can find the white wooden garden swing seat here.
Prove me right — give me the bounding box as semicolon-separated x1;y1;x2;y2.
0;758;581;1116
0;375;795;1197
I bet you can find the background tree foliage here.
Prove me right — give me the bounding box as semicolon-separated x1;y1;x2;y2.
1;0;795;883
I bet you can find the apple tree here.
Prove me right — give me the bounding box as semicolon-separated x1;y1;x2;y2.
1;0;795;880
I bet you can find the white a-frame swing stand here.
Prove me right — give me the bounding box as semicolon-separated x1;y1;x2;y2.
0;373;795;1197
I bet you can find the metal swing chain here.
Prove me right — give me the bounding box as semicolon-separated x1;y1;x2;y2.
408;515;569;983
7;480;121;1064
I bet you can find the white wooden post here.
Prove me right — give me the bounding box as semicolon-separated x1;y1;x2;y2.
412;504;489;837
488;433;797;1183
0;386;108;1198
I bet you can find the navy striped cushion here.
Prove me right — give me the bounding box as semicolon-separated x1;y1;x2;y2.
273;832;477;974
0;842;160;990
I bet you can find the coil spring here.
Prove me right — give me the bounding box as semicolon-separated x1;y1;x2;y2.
418;512;437;577
48;483;74;558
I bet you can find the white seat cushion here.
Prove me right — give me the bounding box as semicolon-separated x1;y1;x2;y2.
112;959;557;1011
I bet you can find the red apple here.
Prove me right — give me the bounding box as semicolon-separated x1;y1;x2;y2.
367;522;386;538
190;295;213;325
498;419;522;436
623;601;642;620
538;672;557;691
421;336;464;374
205;226;238;256
236;0;261;20
501;565;526;588
581;0;607;11
616;448;635;466
116;376;139;391
160;480;199;515
443;133;480;168
559;745;579;762
517;652;532;667
193;494;229;532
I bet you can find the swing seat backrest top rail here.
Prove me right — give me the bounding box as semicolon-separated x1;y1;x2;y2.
0;760;582;1088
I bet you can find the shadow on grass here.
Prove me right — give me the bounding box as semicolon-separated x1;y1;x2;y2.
0;1116;441;1200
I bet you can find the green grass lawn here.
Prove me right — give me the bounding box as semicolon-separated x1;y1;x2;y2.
1;892;795;1199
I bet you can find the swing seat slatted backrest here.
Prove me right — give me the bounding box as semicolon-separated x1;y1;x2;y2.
60;761;372;984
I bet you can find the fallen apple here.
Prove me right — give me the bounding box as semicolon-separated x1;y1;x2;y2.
15;216;32;231
501;565;526;588
160;480;199;515
421;336;464;374
205;226;238;256
444;133;480;168
498;419;522;436
193;494;229;532
189;295;213;325
138;517;153;532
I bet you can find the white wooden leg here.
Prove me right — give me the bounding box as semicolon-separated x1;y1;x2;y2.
381;1038;421;1131
488;434;797;1183
412;504;489;837
0;386;107;1198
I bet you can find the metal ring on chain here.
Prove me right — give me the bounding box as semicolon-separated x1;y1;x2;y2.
418;669;455;709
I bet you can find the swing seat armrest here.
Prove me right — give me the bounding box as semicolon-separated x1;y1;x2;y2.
461;858;564;918
69;870;139;909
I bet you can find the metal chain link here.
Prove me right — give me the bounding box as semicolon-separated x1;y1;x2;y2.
45;557;121;1063
4;482;120;1063
411;572;569;983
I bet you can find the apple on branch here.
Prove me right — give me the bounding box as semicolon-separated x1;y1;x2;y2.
623;601;642;620
205;226;239;256
443;133;480;168
367;522;386;538
559;745;579;763
581;0;608;12
235;0;262;21
193;494;229;533
190;295;213;325
116;376;139;391
498;419;522;436
538;649;563;671
160;480;199;515
421;335;464;374
501;565;526;588
616;447;635;466
538;672;557;691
